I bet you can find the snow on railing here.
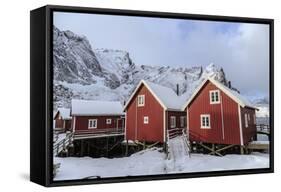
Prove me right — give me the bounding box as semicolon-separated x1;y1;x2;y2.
256;124;270;133
73;127;124;140
53;132;73;156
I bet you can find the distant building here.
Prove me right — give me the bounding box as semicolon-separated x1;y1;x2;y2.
54;108;72;132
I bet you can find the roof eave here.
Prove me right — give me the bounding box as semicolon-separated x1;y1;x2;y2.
72;113;125;116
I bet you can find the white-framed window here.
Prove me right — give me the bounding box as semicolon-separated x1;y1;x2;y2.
88;119;97;129
209;90;220;104
144;116;149;124
106;118;112;124
137;95;145;107
200;114;211;129
253;114;256;124
180;116;186;127
244;114;248;128
170;116;176;128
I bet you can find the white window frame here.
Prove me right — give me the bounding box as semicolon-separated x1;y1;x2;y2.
170;116;176;128
180;116;186;127
200;114;211;129
106;118;112;124
88;119;97;129
137;95;145;107
144;116;149;124
244;114;248;128
209;90;220;104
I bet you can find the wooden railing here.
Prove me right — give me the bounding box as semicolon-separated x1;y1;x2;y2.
74;127;125;140
256;124;270;133
167;128;190;158
167;128;185;139
53;132;73;156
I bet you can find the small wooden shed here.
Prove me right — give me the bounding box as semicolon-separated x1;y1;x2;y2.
54;108;72;132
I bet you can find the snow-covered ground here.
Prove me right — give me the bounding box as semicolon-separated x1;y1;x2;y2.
54;147;269;181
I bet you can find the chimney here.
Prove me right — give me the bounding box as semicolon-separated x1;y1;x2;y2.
228;81;231;89
176;84;179;96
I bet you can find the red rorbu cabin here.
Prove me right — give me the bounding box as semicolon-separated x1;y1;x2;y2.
183;77;258;146
124;80;187;144
54;108;72;132
71;99;125;140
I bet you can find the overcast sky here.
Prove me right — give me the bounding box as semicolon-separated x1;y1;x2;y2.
54;12;270;99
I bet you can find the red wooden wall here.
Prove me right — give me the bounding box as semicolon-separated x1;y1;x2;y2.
55;119;63;129
240;106;256;144
187;81;241;145
125;84;164;143
73;115;124;132
167;111;186;130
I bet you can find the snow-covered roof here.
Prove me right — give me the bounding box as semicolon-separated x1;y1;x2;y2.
72;99;124;116
55;108;71;120
124;80;186;111
182;77;258;110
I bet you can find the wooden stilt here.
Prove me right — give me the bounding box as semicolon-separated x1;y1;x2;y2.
80;140;84;157
106;137;109;157
147;141;159;149
211;144;215;155
87;141;90;156
199;143;222;156
125;140;128;157
240;146;244;155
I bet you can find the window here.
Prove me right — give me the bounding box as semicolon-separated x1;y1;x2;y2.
137;95;145;106
106;118;112;124
144;116;149;124
244;114;248;128
248;114;250;121
180;116;186;127
253;114;256;124
210;90;220;104
88;119;97;129
200;114;211;129
170;116;176;128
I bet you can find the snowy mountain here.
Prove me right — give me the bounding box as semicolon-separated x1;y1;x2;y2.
53;26;234;109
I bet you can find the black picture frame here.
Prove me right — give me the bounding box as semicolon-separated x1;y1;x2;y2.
30;5;274;187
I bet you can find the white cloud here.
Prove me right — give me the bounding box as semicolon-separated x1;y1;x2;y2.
54;12;270;96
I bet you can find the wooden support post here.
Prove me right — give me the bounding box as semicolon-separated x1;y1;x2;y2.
80;140;84;157
106;137;109;157
125;140;128;157
245;145;249;154
143;141;146;150
240;146;244;155
87;141;90;156
199;143;222;156
211;144;215;155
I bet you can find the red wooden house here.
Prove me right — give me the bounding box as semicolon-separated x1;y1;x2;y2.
71;99;125;139
182;77;258;146
54;108;72;132
124;80;187;144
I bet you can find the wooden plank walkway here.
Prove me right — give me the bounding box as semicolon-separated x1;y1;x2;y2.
247;141;269;150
